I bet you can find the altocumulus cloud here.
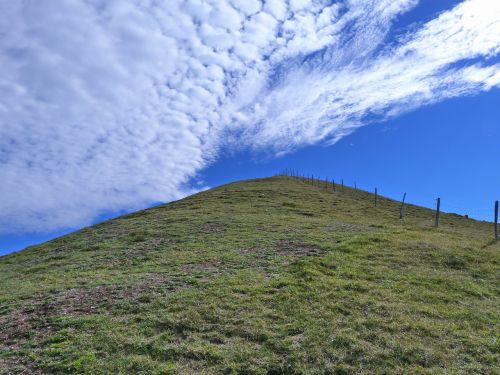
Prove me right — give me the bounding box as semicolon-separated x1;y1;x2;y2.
0;0;499;232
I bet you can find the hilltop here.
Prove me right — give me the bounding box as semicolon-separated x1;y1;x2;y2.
0;176;498;374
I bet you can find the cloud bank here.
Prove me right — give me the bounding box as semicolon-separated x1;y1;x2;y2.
0;0;499;232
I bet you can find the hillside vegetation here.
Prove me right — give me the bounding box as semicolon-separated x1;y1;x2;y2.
0;176;499;374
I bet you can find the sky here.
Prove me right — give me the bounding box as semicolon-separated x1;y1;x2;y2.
1;0;499;255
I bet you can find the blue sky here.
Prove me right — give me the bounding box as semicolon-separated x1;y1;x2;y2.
1;0;500;255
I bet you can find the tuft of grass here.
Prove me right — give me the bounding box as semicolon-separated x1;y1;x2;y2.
0;176;499;374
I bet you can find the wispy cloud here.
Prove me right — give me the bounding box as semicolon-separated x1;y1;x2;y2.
0;0;499;232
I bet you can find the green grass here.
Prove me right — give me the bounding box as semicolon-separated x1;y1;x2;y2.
0;176;498;374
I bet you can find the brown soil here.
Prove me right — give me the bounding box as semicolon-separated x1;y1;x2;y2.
240;240;323;258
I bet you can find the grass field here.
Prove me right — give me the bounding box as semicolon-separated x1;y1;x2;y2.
1;176;499;374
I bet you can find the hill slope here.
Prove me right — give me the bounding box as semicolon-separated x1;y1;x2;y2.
1;176;499;374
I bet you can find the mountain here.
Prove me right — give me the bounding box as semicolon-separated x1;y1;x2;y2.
1;176;498;374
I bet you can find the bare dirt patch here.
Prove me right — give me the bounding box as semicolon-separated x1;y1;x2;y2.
199;221;226;233
328;222;378;233
274;240;323;257
35;274;179;317
0;356;43;375
240;240;323;258
180;261;225;273
129;235;176;252
0;274;182;355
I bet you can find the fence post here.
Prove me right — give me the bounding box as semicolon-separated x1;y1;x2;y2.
495;200;498;242
400;193;406;219
375;188;378;207
341;179;344;192
332;179;335;192
354;181;357;190
435;198;441;228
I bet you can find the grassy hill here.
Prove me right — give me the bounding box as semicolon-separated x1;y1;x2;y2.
1;176;498;374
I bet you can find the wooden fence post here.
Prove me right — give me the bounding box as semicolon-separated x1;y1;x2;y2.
495;200;498;242
435;198;441;228
341;179;344;192
332;179;335;192
375;188;378;207
400;193;406;219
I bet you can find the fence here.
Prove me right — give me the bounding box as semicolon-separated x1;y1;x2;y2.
279;169;499;242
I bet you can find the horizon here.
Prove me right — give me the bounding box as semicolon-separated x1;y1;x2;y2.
1;0;500;255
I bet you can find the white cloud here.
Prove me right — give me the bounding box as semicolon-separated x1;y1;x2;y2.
0;0;499;233
230;0;262;16
264;0;288;21
234;0;500;149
